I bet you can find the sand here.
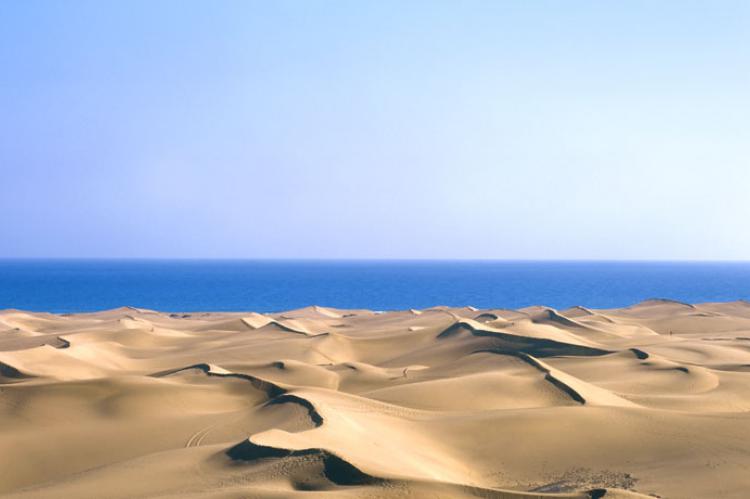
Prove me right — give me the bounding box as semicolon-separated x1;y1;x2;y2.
1;300;750;498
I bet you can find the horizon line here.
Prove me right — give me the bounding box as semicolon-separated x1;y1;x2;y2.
1;257;750;263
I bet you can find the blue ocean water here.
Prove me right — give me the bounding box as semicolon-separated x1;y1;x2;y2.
0;260;749;313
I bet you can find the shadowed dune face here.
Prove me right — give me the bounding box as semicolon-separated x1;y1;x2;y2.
1;302;750;498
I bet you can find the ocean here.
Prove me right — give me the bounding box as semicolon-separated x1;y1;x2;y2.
1;259;749;313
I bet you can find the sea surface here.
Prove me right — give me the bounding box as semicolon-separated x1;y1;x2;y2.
1;260;749;313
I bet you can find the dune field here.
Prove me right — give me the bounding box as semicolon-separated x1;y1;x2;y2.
1;300;749;498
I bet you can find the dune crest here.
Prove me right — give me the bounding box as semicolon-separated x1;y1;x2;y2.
1;302;749;498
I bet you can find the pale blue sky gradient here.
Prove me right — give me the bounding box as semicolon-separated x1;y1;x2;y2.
1;1;749;258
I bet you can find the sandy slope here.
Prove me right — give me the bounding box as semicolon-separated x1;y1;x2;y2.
1;301;750;498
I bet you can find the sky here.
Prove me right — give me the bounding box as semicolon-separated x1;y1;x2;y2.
1;1;749;259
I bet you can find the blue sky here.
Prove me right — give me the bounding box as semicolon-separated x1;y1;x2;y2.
1;1;748;259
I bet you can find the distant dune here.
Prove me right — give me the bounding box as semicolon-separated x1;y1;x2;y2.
2;301;750;498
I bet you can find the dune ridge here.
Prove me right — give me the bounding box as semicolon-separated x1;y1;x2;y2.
1;300;750;498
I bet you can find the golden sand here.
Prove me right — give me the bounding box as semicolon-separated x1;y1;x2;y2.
2;300;749;498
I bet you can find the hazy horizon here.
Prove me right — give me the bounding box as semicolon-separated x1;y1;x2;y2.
2;1;749;260
3;257;750;263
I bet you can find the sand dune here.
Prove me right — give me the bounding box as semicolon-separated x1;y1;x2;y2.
2;301;750;498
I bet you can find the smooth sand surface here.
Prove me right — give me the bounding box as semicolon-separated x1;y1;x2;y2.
2;300;750;498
